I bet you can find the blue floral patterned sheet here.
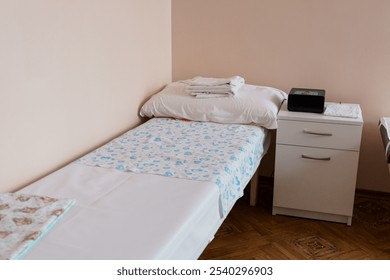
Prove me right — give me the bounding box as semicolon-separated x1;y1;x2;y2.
76;118;267;216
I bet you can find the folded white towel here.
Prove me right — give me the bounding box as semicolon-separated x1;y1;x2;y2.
186;76;245;87
186;84;242;95
183;76;245;98
186;84;235;92
193;93;233;98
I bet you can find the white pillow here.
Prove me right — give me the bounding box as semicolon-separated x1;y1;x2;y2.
139;82;287;129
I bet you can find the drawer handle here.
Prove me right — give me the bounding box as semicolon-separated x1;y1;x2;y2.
301;154;331;161
302;129;333;136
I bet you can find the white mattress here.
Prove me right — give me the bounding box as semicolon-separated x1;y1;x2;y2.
20;164;222;259
17;118;270;259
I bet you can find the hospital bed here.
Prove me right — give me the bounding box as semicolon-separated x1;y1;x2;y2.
2;81;286;260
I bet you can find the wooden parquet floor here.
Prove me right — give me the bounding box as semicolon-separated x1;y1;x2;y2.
200;178;390;260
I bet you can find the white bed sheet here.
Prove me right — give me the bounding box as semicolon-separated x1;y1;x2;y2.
17;118;270;260
20;163;222;260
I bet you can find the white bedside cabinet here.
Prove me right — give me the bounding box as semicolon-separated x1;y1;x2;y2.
272;102;363;225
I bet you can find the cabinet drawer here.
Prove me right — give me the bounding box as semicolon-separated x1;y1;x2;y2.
273;145;359;216
277;120;362;151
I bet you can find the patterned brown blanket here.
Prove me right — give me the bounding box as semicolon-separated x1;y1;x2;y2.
0;193;74;259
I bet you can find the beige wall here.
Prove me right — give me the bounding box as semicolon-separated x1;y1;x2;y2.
2;0;389;194
172;0;390;192
0;0;172;192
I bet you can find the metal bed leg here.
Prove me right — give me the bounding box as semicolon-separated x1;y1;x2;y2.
250;168;259;206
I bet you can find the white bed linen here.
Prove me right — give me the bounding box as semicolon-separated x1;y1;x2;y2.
18;118;271;260
20;164;222;260
140;83;287;129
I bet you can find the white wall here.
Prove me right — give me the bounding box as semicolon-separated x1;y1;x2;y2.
0;0;172;192
172;0;390;192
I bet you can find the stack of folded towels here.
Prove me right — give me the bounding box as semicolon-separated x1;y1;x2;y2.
184;76;245;98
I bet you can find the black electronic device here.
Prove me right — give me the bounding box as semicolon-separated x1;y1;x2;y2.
287;88;325;113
